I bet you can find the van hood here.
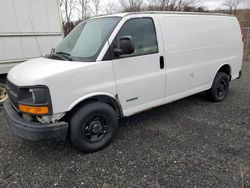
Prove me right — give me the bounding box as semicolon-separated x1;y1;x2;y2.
7;58;92;86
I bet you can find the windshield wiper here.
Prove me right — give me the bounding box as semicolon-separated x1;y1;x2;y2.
54;51;72;61
56;51;71;56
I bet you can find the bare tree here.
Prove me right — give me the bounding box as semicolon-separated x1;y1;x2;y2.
77;0;89;20
147;0;167;10
120;0;144;12
179;0;203;11
60;0;77;36
224;0;242;14
91;0;101;16
147;0;181;11
146;0;202;11
104;0;120;14
60;0;77;23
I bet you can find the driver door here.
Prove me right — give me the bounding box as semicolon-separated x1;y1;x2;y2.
111;17;166;116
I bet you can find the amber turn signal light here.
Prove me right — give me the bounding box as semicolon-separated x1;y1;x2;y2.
18;104;49;115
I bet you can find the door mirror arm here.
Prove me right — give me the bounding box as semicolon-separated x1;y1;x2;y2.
113;48;123;56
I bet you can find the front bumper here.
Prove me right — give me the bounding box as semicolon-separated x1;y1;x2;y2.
3;100;68;141
237;70;242;79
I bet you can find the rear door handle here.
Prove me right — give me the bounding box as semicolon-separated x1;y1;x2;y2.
160;56;164;69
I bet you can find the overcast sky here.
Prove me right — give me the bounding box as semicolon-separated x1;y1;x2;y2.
202;0;225;10
201;0;250;10
100;0;250;11
69;0;250;21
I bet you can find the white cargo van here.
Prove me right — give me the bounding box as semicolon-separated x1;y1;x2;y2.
4;12;243;153
0;0;63;105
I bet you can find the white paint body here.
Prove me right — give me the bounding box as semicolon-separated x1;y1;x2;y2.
0;0;63;75
7;12;243;117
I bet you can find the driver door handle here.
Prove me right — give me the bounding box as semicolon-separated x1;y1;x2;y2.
160;56;164;69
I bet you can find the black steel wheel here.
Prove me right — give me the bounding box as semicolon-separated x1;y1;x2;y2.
207;72;229;102
82;115;108;142
70;102;118;153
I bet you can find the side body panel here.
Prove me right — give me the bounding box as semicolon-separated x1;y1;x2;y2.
158;15;243;102
106;15;167;116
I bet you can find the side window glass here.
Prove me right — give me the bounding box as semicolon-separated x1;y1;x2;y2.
116;18;158;57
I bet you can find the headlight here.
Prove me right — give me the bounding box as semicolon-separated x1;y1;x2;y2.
17;86;52;115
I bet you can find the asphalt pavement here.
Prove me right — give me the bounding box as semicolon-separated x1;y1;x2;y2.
0;61;250;188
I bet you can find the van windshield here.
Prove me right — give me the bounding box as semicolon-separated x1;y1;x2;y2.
54;17;121;62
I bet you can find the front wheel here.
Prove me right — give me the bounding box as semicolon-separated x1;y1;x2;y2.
0;77;8;105
69;102;118;153
206;72;229;102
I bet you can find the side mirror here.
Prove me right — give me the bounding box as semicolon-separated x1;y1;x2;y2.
50;48;55;55
114;36;134;56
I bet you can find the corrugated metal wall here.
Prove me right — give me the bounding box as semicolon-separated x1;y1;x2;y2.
0;0;63;64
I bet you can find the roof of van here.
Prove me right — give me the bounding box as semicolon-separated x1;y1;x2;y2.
102;11;233;18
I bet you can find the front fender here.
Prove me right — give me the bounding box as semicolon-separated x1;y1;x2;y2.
67;92;117;112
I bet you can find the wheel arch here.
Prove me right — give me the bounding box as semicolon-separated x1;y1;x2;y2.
0;74;7;81
65;93;123;120
217;64;232;81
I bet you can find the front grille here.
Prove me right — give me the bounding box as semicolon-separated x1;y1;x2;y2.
6;79;19;110
6;79;18;94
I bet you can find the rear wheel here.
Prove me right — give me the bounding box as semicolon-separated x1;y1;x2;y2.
0;77;8;105
207;72;229;102
69;102;118;153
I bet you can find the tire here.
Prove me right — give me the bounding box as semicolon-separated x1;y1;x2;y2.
69;102;118;153
0;77;8;105
206;72;229;102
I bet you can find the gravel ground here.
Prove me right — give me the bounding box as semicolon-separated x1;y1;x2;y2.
0;61;250;188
